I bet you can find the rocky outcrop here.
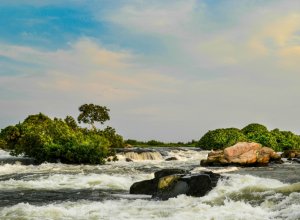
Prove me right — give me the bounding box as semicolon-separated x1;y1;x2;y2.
130;169;221;200
281;150;300;163
201;142;281;166
281;150;300;159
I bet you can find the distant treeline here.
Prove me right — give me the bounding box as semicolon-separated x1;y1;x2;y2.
197;123;300;151
124;139;198;147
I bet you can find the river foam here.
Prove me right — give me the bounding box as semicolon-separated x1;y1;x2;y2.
1;148;300;219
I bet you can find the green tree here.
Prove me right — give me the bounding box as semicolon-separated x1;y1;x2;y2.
64;116;78;130
271;129;300;151
241;123;268;135
0;113;112;164
197;128;247;150
98;126;124;148
77;104;110;130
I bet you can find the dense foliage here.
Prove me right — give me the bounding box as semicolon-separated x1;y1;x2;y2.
0;104;123;164
197;128;247;150
197;123;300;151
124;139;197;147
77;104;110;129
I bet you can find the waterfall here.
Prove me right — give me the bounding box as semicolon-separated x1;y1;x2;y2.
124;151;163;161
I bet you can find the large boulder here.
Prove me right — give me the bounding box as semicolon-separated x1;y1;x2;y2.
130;169;221;200
201;142;281;166
130;169;188;195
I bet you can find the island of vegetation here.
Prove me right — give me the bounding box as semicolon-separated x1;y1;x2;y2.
197;123;300;152
0;104;123;164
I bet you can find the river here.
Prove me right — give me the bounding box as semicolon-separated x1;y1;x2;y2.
0;148;299;220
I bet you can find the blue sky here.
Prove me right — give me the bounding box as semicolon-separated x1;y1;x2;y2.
1;0;300;141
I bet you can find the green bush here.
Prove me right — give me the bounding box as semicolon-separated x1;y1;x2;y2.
270;129;300;151
197;128;247;150
241;123;268;135
0;113;113;164
197;123;300;151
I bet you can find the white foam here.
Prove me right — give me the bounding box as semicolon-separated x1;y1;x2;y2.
0;172;152;191
0;195;279;220
0;149;14;158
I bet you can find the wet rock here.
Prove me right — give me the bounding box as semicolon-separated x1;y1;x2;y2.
130;179;157;195
130;169;221;200
291;158;300;163
201;142;281;166
125;158;133;162
282;150;300;159
165;157;178;161
130;169;188;195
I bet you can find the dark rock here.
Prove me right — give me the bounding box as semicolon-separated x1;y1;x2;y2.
292;158;300;163
130;169;188;195
130;169;221;200
282;150;300;159
154;169;189;179
125;158;133;162
165;157;178;161
129;179;157;195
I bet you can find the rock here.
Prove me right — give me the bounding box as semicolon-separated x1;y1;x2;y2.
125;158;133;162
224;142;261;159
201;142;281;166
292;158;300;163
130;179;157;195
154;168;189;179
281;150;300;159
130;169;221;200
130;169;188;195
165;157;178;161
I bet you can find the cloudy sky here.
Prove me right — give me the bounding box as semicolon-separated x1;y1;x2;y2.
1;0;300;142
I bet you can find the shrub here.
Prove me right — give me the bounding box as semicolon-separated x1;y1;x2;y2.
0;113;112;164
241;123;268;135
197;128;247;150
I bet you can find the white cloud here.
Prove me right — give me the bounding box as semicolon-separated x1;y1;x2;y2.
2;1;300;141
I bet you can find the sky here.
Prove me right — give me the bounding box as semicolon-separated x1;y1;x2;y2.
1;0;300;142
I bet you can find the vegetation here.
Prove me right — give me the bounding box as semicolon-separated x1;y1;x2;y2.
197;123;300;151
77;104;110;130
0;104;123;164
197;128;247;150
124;139;198;147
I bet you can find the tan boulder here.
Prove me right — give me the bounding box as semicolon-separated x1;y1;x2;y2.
201;142;281;166
224;142;261;159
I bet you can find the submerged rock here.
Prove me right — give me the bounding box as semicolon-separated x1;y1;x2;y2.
129;169;221;200
201;142;281;166
165;156;178;161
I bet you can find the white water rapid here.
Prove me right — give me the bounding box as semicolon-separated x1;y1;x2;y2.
0;148;299;220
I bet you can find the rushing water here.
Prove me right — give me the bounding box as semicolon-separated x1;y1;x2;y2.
0;149;300;220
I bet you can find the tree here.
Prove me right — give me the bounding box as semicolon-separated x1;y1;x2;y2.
241;123;268;135
0;113;113;164
64;116;78;130
197;128;247;150
98;126;124;148
77;104;110;129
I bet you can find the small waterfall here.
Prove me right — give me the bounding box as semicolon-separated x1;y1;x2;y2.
124;151;163;161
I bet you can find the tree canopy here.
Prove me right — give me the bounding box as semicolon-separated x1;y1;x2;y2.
197;123;300;151
0;104;123;164
77;104;110;129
